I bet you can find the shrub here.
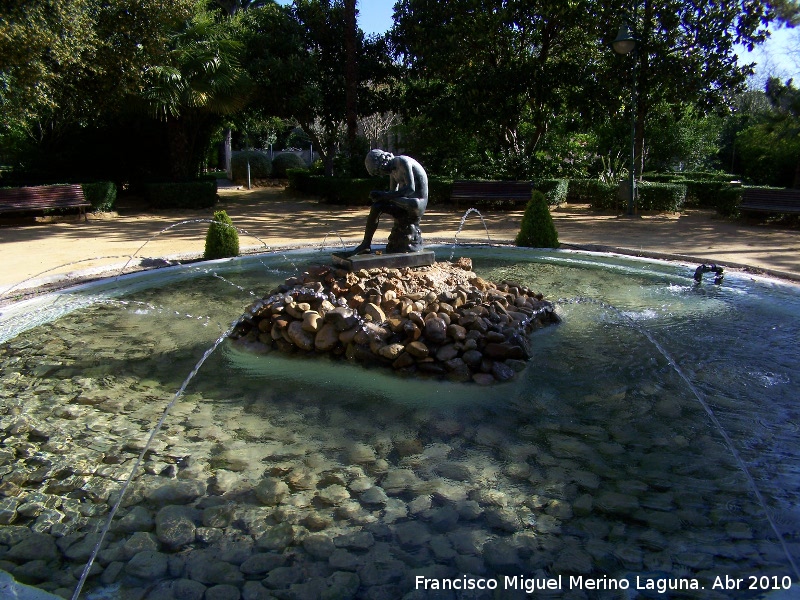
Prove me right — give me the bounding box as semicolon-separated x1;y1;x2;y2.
637;182;686;212
642;172;687;183
717;186;743;218
286;168;310;193
516;190;559;248
533;178;568;205
285;171;380;204
81;181;116;212
204;210;240;260
144;180;218;209
428;176;453;206
231;150;272;184
568;180;618;209
271;153;307;179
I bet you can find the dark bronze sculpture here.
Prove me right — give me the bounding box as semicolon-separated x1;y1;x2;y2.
343;149;429;256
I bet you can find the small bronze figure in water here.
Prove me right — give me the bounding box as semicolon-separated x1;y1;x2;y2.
343;149;429;256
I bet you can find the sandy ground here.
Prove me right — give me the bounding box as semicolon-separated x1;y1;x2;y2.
1;185;799;300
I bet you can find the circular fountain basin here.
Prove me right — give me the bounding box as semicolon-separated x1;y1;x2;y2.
0;246;798;599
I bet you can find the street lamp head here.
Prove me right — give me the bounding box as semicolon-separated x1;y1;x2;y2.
612;24;636;55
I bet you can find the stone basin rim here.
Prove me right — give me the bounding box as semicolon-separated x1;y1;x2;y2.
2;242;799;316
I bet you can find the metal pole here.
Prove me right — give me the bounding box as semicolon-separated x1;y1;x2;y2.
628;52;636;216
627;3;638;216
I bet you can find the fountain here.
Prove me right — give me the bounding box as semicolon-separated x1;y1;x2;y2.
0;242;798;599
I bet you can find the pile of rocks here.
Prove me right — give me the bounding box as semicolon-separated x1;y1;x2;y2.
230;259;559;384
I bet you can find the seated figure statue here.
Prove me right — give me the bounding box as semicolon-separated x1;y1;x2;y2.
343;149;428;256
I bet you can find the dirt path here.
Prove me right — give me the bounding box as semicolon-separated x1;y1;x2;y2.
1;186;799;298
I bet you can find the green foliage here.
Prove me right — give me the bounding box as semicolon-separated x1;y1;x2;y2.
636;182;687;212
231;150;272;183
427;177;454;206
568;180;617;207
271;153;307;178
736;122;800;187
515;191;559;248
533;179;568;206
643;103;723;172
81;182;117;212
286;168;310;192
716;186;744;217
732;78;800;187
204;210;240;260
145;180;218;209
679;180;737;208
285;170;379;204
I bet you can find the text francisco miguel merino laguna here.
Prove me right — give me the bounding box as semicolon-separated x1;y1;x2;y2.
415;574;708;594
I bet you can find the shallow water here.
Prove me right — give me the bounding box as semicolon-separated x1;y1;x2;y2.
0;247;798;599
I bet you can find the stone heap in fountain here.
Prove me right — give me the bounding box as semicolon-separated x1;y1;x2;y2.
230;258;559;384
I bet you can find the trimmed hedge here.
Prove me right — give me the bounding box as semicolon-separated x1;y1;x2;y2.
533;178;568;206
286;170;379;205
568;180;618;209
231;150;272;184
287;170;453;206
717;186;743;218
681;180;733;208
144;180;218;209
636;182;686;212
643;171;737;183
204;210;239;259
427;176;453;206
81;181;117;212
271;153;307;179
516;190;559;248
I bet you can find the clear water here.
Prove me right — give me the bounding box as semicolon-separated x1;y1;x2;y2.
0;247;798;599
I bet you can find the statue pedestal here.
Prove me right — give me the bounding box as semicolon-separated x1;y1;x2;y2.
331;247;436;271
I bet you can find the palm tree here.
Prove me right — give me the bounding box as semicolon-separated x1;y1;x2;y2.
141;9;250;179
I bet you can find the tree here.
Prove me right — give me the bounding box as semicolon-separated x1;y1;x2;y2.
391;0;798;182
610;0;789;181
139;8;250;179
392;0;611;176
242;0;393;176
0;0;196;177
735;77;800;186
344;0;359;153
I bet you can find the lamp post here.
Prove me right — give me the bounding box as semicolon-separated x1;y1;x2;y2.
612;19;637;216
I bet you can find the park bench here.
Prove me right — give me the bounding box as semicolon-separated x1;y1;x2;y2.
450;180;533;208
740;187;800;215
0;184;90;221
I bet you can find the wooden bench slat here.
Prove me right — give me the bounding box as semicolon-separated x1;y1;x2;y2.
740;188;800;214
450;181;533;207
0;184;90;219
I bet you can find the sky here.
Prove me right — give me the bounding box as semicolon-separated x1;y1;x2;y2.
274;0;799;85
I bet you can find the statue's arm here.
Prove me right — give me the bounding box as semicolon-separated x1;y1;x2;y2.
372;161;415;200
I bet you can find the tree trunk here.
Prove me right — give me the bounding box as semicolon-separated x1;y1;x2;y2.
224;128;232;179
794;156;800;189
168;118;191;181
634;0;653;181
344;0;359;152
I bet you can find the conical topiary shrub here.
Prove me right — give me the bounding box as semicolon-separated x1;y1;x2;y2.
515;190;559;248
204;210;240;259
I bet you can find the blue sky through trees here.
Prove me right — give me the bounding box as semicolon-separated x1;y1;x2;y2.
275;0;798;84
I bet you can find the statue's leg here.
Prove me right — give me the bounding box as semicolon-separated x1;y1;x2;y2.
386;199;424;253
342;203;386;256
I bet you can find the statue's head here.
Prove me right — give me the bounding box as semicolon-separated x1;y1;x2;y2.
365;149;394;176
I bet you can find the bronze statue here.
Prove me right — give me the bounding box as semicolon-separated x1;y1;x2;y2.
343;149;429;256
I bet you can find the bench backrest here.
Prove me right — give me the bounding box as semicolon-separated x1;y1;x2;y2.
0;184;88;211
451;181;533;198
741;188;800;203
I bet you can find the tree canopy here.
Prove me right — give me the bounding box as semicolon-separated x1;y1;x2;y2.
2;0;799;186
